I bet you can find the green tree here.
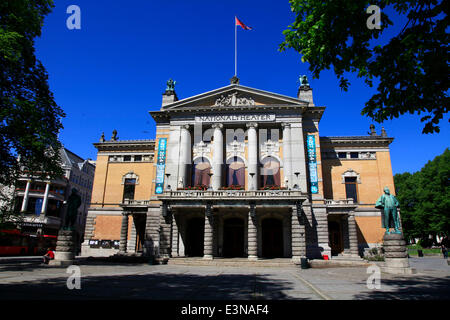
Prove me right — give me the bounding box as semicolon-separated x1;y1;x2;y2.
0;0;65;226
280;0;449;134
394;149;450;244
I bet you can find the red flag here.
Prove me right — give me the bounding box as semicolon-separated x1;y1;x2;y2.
235;17;252;30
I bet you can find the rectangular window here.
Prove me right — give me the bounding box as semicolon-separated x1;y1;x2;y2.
345;177;358;202
134;155;142;162
350;152;359;159
123;178;136;201
338;152;347;159
123;155;131;162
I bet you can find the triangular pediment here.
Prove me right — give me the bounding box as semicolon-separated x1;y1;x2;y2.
161;84;308;110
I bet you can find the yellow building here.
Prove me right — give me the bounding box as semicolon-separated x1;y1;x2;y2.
82;77;395;262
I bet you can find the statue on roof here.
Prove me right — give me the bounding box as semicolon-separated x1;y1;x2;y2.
166;78;176;92
111;129;118;141
299;75;309;86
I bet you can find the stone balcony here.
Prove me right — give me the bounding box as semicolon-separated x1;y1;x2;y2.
157;189;307;201
121;189;308;208
324;198;358;214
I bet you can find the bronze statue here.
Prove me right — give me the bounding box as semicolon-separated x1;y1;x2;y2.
376;187;401;234
166;78;176;92
300;75;309;86
63;188;82;230
111;129;118;141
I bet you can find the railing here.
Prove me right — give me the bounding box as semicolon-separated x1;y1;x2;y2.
122;199;151;206
157;189;306;199
324;199;355;205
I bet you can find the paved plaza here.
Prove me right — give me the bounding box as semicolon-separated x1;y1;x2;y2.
0;257;448;300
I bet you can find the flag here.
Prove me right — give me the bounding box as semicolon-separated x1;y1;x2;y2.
235;17;252;30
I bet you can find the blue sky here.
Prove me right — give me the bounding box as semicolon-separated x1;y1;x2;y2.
34;0;449;174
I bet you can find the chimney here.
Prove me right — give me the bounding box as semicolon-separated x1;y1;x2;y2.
297;75;314;106
162;78;178;107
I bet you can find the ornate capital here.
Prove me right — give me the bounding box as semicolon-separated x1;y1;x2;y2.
211;123;223;130
246;122;258;129
181;124;190;130
281;123;291;129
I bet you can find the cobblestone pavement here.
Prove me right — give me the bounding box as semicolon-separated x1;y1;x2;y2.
0;257;448;300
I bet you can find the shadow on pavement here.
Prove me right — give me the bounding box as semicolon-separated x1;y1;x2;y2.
0;271;299;300
354;275;450;300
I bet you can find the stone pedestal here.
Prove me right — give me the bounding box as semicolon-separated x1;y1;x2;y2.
49;230;77;267
381;233;415;274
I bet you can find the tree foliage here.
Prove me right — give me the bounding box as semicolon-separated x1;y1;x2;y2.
0;0;64;221
280;0;449;134
394;148;450;243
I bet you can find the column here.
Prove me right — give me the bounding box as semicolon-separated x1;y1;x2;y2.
347;213;359;257
160;204;172;259
119;212;129;253
212;124;223;190
248;204;258;260
341;215;351;255
166;126;182;190
171;210;179;257
20;179;32;212
40;181;51;215
290;123;308;191
281;123;292;188
291;204;306;262
246;122;258;190
178;124;191;188
203;204;213;259
143;207;160;258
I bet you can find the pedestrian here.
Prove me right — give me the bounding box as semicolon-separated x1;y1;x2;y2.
42;248;55;264
441;244;448;259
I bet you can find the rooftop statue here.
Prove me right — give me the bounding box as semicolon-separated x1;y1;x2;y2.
299;75;309;86
111;129;118;141
166;78;176;92
375;187;401;234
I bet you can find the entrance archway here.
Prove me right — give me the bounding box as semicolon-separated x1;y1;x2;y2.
223;218;245;257
262;218;283;258
185;217;204;257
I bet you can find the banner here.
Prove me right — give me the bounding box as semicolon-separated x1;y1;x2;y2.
155;138;167;194
306;135;319;194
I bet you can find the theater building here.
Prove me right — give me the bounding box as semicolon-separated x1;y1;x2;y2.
82;77;396;262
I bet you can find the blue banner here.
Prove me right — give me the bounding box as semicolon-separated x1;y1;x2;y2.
306;135;319;194
155;138;167;194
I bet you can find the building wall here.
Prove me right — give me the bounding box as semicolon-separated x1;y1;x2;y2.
91;155;155;207
321;150;395;204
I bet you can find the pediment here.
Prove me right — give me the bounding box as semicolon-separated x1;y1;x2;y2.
161;84;308;110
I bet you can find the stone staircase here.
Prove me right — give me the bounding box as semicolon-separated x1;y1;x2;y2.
167;257;297;268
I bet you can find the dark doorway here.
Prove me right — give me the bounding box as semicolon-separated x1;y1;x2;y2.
328;221;343;256
134;214;146;253
262;218;283;258
223;218;245;257
185;217;204;257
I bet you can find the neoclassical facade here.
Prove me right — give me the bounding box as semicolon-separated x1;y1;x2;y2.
82;77;396;262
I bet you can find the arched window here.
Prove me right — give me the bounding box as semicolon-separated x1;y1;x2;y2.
192;158;211;187
226;156;245;187
260;157;280;188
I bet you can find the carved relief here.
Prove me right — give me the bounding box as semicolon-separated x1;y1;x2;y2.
226;139;245;159
214;92;255;107
260;139;280;159
193;141;211;159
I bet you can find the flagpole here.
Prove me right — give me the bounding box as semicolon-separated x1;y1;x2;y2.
234;16;237;77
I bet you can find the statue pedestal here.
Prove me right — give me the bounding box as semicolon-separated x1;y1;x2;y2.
49;230;77;267
381;233;416;274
